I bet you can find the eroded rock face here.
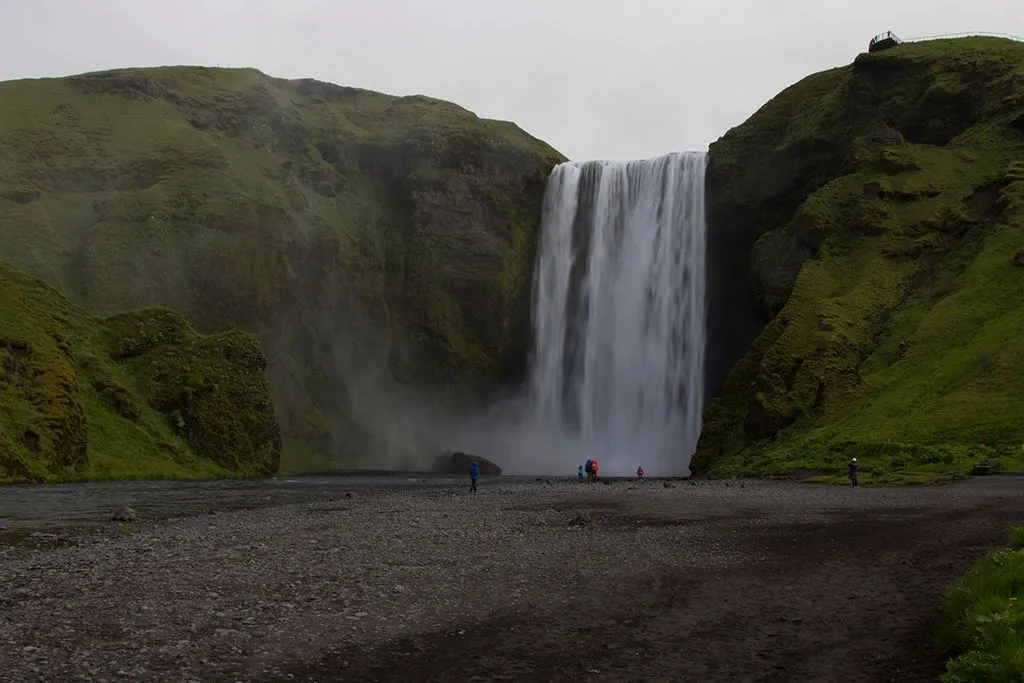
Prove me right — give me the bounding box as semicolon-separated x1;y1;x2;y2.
0;67;565;468
704;66;851;401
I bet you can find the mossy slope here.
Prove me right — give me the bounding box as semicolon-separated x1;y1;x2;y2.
0;261;280;483
0;67;565;468
699;37;1024;481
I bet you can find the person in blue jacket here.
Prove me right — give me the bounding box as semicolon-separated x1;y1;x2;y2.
577;464;584;482
470;460;480;492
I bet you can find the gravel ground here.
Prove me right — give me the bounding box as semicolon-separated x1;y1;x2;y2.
2;477;1024;682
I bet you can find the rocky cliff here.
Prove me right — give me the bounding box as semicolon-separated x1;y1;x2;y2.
0;261;280;483
0;67;565;470
699;37;1024;481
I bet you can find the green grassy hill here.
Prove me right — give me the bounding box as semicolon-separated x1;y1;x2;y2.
0;67;565;471
698;37;1024;482
0;261;280;483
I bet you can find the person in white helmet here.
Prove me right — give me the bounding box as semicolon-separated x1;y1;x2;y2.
848;458;859;488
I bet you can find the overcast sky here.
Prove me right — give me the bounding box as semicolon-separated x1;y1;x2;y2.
1;0;1021;160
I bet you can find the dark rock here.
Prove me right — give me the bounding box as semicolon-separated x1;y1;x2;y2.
1013;250;1024;267
0;188;42;204
434;451;502;476
567;514;591;527
863;181;883;199
863;122;904;146
111;506;137;522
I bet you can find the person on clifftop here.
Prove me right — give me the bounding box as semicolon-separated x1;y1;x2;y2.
848;458;859;488
470;460;479;492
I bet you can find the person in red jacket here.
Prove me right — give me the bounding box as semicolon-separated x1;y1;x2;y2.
636;464;644;479
590;459;599;484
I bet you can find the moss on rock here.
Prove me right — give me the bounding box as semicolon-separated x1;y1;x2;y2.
0;261;281;483
699;37;1024;482
0;67;565;469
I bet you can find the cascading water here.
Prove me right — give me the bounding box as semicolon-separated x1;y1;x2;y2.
526;152;707;476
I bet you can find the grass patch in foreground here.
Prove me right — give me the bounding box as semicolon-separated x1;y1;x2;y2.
938;526;1024;682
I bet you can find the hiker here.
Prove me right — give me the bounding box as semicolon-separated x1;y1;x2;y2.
636;464;644;479
470;460;479;492
584;459;593;481
577;464;584;482
590;459;599;484
848;457;858;488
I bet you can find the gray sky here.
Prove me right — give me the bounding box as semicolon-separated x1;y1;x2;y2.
1;0;1021;160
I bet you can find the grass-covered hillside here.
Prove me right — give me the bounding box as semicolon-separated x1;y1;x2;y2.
698;37;1024;482
0;261;280;484
0;67;565;470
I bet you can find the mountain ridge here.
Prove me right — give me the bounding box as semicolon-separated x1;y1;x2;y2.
0;64;565;473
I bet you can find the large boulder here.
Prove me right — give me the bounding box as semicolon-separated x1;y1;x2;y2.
433;451;502;476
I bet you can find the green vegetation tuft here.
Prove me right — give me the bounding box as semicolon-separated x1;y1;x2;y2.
0;66;565;471
0;260;280;484
938;527;1024;682
698;37;1024;482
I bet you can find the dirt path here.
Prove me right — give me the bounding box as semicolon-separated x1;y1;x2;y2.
3;477;1023;682
282;478;1024;683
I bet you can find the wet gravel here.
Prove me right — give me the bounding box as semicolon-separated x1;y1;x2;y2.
1;477;1022;682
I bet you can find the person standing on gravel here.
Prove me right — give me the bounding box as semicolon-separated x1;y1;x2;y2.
590;459;599;484
848;458;859;488
585;459;593;481
636;465;644;479
470;460;480;492
578;464;584;482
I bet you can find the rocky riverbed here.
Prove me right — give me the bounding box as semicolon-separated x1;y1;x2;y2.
2;477;1024;682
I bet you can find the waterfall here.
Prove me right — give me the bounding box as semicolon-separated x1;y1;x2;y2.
526;152;707;476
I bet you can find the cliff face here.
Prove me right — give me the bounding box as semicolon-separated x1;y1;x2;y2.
0;262;280;483
0;67;565;469
699;37;1024;480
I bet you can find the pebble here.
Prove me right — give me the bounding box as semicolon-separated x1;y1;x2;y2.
0;478;999;680
110;507;137;523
